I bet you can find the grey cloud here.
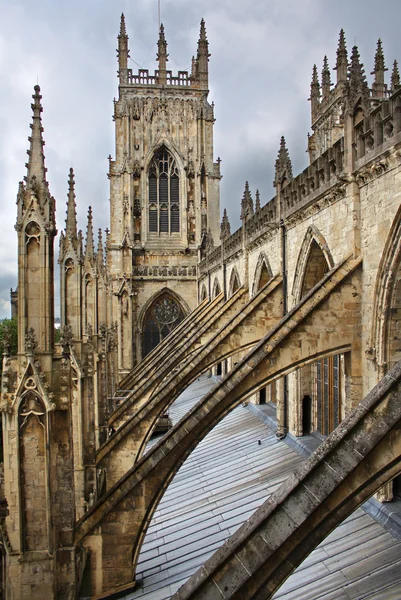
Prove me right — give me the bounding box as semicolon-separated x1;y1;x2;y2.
1;0;400;319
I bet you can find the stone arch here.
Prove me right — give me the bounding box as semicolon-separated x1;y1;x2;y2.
252;252;273;296
143;139;185;238
200;284;208;302
292;226;334;302
212;277;221;299
139;289;189;358
18;392;49;551
372;204;401;375
228;267;241;297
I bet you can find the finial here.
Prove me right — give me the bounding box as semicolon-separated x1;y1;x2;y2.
321;56;332;101
255;190;261;212
391;59;401;91
85;206;94;259
25;85;47;186
274;136;293;188
240;181;254;221
119;13;127;37
66;167;78;238
220;208;231;240
371;39;387;97
335;28;348;83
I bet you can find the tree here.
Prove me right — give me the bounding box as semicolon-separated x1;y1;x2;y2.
0;317;18;374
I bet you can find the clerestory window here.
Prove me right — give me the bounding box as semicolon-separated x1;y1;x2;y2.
148;147;180;234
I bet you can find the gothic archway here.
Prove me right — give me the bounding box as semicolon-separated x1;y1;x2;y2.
252;252;273;296
200;284;208;302
292;226;334;303
18;392;48;551
291;227;339;437
212;278;221;299
228;268;240;297
141;292;186;357
371;205;401;500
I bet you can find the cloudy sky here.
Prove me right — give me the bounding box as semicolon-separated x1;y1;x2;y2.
0;0;400;319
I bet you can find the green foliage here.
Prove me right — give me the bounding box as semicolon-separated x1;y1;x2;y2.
0;317;18;373
54;327;61;344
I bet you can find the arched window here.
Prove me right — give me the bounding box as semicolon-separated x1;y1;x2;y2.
142;294;185;357
149;147;180;234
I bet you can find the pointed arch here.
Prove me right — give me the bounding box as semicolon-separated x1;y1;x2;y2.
228;267;241;297
212;278;221;299
18;392;48;551
200;284;208;302
292;226;334;302
252;252;273;296
139;289;189;358
371;204;401;373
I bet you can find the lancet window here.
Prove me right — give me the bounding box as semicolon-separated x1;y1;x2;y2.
148;147;180;234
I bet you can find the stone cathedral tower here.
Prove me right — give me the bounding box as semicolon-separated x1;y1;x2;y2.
109;15;221;371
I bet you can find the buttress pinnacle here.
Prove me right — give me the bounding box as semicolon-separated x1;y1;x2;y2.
391;60;401;91
371;39;387;97
85;206;95;259
66;168;78;238
335;29;348;83
25;85;47;186
274;136;293;187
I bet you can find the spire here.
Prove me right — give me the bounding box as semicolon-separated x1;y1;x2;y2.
196;19;209;88
97;229;104;270
321;56;332;101
391;60;401;91
85;206;94;259
66;168;78;238
157;23;168;84
348;45;369;105
220;208;231;240
371;39;387;97
309;64;321;116
255;189;261;212
117;13;130;84
335;28;348;83
240;181;254;221
25;85;47;186
274;136;293;188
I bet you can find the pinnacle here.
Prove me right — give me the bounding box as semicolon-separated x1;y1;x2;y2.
119;13;127;37
241;181;254;220
372;38;387;75
26;85;47;185
199;18;207;41
255;189;261;212
391;59;401;90
275;135;293;186
322;56;332;100
97;228;104;267
349;45;367;86
66;167;78;238
85;206;94;259
335;29;348;82
220;208;231;239
310;64;321;98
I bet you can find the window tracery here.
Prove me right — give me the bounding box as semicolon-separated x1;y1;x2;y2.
148;147;180;234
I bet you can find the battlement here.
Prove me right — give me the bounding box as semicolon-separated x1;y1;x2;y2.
125;68;191;88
